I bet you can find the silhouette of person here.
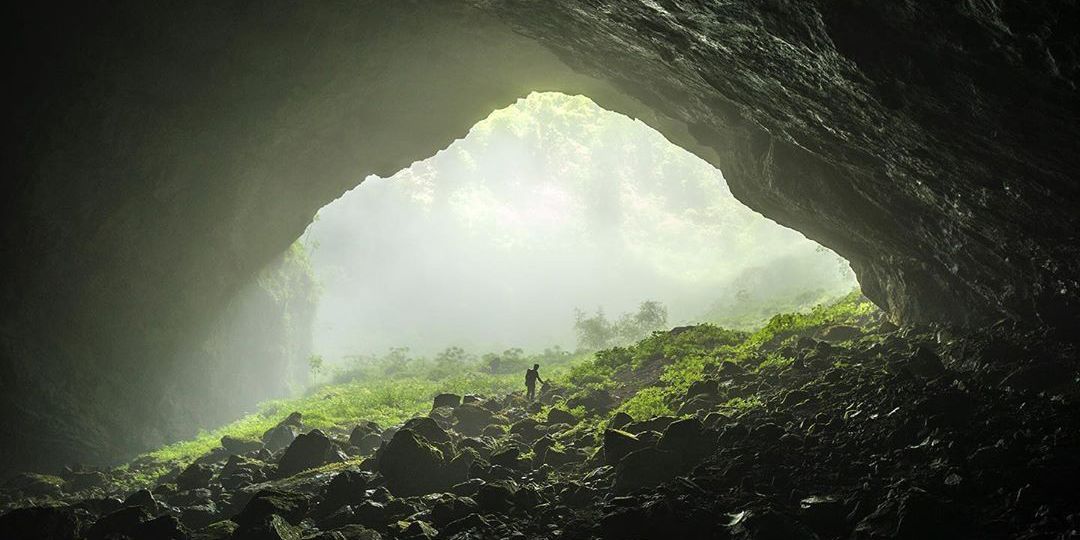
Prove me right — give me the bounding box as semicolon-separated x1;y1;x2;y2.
525;363;545;401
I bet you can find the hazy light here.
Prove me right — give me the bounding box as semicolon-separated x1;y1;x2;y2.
304;92;856;359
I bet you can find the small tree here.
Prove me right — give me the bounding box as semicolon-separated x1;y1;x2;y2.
574;308;616;351
307;354;324;387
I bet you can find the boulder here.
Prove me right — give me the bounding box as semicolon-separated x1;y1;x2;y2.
378;429;456;496
428;495;478;528
234;514;303;540
351;433;383;455
175;462;214;490
320;470;375;514
390;520;438;539
453;404;495;436
133;515;188;540
221;435;264;455
474;481;518;514
234;489;310;529
657;417;714;467
603;429;650;466
821;325;862;342
401;417;452;446
85;506;152;540
276;429;345;478
613;448;681;493
348;422;381;446
508;417;544;443
609;412;633;429
905;346;946;379
545;407;577;426
262;424;300;453
433;393;463;409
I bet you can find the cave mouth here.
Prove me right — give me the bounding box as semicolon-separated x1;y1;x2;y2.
299;91;857;371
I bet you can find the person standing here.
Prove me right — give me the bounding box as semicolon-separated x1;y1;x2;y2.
525;363;545;401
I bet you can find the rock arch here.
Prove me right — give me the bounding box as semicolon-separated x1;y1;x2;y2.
3;1;1077;472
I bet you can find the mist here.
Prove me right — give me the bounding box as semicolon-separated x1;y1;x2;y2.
304;92;855;360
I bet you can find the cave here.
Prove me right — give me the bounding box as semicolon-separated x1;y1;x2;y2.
3;1;1079;538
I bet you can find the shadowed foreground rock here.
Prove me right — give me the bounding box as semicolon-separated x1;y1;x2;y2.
3;0;1079;477
2;318;1078;539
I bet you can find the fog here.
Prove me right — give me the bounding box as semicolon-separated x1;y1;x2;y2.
303;92;856;360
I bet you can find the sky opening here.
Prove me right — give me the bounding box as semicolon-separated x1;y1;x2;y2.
303;92;856;360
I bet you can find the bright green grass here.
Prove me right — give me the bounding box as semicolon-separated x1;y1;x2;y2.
117;371;522;489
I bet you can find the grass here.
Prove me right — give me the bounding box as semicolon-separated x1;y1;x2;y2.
109;290;877;492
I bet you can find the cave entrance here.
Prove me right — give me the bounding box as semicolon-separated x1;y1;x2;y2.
299;92;856;369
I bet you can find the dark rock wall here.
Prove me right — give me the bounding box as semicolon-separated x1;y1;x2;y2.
2;1;1077;472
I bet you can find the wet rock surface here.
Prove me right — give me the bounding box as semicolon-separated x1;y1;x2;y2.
3;320;1080;539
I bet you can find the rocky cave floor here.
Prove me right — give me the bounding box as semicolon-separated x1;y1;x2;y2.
1;317;1079;540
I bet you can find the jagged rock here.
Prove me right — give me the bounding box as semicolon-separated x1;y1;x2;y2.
657;417;714;467
349;502;392;531
474;480;518;514
441;514;492;537
73;497;123;517
567;389;616;414
603;429;650;466
348;422;382;446
390;520;438;539
904;346;946;379
0;506;89;540
85;506;152;540
609;412;633;429
124;489;159;512
853;489;968;539
233;489;310;529
221;435;264;455
821;325;862;342
234;514;302;540
319;524;382;540
453;404;495;436
428;494;478;528
799;495;847;538
179;503;216;530
624;416;678;435
262;424;300;453
378;429;454;496
350;433;383;456
194;520;236;540
545;407;577;426
401;417;452;446
727;506;817;539
509;417;544;443
176;462;215;490
319;470;375;514
613;448;681;493
489;447;526;469
276;429;345;478
433;393;462;409
219;455;269;490
134;515;188;540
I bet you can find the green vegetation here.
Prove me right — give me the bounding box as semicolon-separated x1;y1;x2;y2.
113;290;877;492
573;301;669;351
570;290;877;422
